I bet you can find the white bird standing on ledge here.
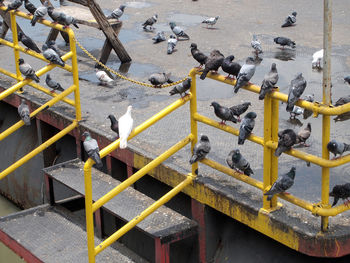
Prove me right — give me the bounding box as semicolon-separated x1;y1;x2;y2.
118;105;134;149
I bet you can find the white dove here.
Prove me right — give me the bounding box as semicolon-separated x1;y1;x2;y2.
312;49;323;69
118;105;134;149
95;68;113;85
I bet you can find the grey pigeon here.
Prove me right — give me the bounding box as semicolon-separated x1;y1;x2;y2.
202;16;219;28
169;78;191;98
251;34;262;54
334;95;350;106
24;0;36;15
167;35;177;54
259;63;279;100
46;40;63;57
238;112;257;145
189;134;211;164
327;140;350;159
5;0;23;13
274;37;296;49
18;32;41;53
31;1;48;26
210;101;238;124
264;167;296;201
226;149;254;176
152;31;166;43
47;6;61;23
330;183;350;207
118;105;133;149
148;72;172;87
281;11;297;27
142;14;158;30
59;12;79;28
290;105;303;119
275;129;297;157
345;76;350;85
82;131;103;169
18;99;31;126
230;102;251;122
42;44;65;67
234;57;256;93
107;5;126;20
18;58;39;83
107;114;119;136
221;55;241;80
200;49;224;80
169;22;190;40
46;74;64;93
286;73;307;112
303;94;314;119
296;123;311;146
190;43;208;69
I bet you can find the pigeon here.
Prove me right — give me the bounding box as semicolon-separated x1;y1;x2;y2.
18;99;31;126
312;49;323;69
238;112;257;145
264;167;296;201
345;76;350;85
229;102;251;122
329;183;350;207
290;105;303;119
275;129;297;157
221;55;241;80
259;63;279;100
18;58;40;83
42;43;65;67
58;12;79;28
334;95;350;106
118;105;133;149
142;14;158;30
274;37;296;49
189;134;211;164
107;5;126;20
31;1;48;26
251;34;262;54
82;131;103;169
5;0;23;13
107;114;119;136
18;32;41;53
210;102;238;124
152;31;166;43
190;43;208;69
200;49;224;80
169;78;191;98
226;149;254;176
46;74;64;93
286;73;307;112
202;16;219;28
296;123;311;146
327;140;350;159
167;35;177;54
303;94;314;119
95;68;113;85
24;0;36;15
148;72;172;87
169;22;190;40
234;57;256;93
281;11;297;27
47;6;61;23
46;40;63;57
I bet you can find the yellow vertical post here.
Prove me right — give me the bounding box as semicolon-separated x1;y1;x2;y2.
10;12;22;92
263;92;272;210
189;69;198;176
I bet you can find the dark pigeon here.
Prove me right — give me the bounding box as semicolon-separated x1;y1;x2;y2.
18;99;31;126
82;131;103;169
107;114;119;136
234;57;256;93
229;102;251;122
221;55;241;80
152;31;166;43
238;112;257;145
107;5;126;20
345;76;350;85
281;11;297;27
210;101;238;124
190;43;208;69
327;140;350;159
169;78;191;98
259;63;279;100
329;183;350;207
200;49;224;80
142;14;158;30
5;0;23;13
24;0;36;15
169;22;190;40
31;1;48;26
42;43;65;67
274;37;296;49
59;12;79;28
189;134;211;164
264;167;296;201
296;123;311;146
286;73;307;112
275;129;297;157
18;32;41;53
148;72;172;87
334;95;350;106
46;74;64;93
18;58;40;83
303;94;315;119
226;149;254;176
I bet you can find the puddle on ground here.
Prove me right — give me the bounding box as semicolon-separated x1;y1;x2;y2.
125;1;153;9
167;13;205;27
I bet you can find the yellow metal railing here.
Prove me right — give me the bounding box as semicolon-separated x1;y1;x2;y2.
0;7;81;179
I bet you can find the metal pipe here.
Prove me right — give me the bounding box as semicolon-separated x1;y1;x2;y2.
10;12;21;89
189;69;198;176
271;91;280;208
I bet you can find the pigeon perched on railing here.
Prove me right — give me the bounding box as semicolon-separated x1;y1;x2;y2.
18;32;41;53
210;101;238;124
148;72;172;87
229;102;251;122
167;35;177;54
18;99;31;126
274;37;296;49
169;22;190;40
251;34;262;55
281;11;297;28
259;63;279;100
275;129;297;157
107;114;119;136
107;5;126;20
334;95;350;106
226;149;254;176
200;49;224;80
24;0;36;15
264;167;296;201
190;43;208;69
18;58;40;83
142;14;158;30
59;12;79;28
302;94;314;119
189;134;211;164
118;105;133;149
312;49;323;69
234;57;256;93
5;0;24;13
169;78;191;98
327;140;350;159
46;74;64;93
238;112;257;145
330;183;350;207
221;55;241;80
296;123;311;147
202;16;219;28
47;6;60;23
31;1;48;26
82;131;103;169
42;43;65;67
152;31;166;43
286;73;307;112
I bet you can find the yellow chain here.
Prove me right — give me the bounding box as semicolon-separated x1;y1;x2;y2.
73;37;188;88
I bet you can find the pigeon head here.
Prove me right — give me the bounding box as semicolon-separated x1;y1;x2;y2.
46;40;56;46
327;140;337;152
18;58;24;65
46;74;51;80
245;112;257;119
199;134;209;142
210;101;220;109
246;57;255;64
47;6;54;13
252;34;258;40
273;37;279;44
292;11;297;16
18;31;24;40
271;63;277;71
306;123;311;131
295;72;303;79
231;149;241;161
215;16;219;20
190;43;197;49
288;167;296;179
169;22;176;29
42;43;48;51
225;55;235;61
107;114;117;121
329;185;342;197
82;131;91;139
119;5;126;11
154;14;158;19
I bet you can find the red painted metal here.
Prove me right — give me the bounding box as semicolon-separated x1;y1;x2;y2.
127;165;133;178
94;208;104;239
191;199;207;263
155;238;170;263
44;173;55;206
106;155;113;176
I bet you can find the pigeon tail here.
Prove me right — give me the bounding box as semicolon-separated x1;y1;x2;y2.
31;16;38;26
281;21;292;28
275;145;288;157
120;137;128;149
33;74;40;83
89;150;103;169
23;115;31;126
286;104;294;112
238;137;245;145
244;166;254;176
200;69;209;80
344;143;350;153
189;154;198;164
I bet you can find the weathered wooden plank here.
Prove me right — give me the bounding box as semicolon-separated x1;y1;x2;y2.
98;22;122;65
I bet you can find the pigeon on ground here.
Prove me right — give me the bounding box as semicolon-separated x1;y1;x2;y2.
296;123;311;146
274;37;296;49
251;34;262;55
142;14;158;30
190;43;208;69
327;140;350;159
118;106;133;149
5;0;23;13
18;58;40;83
226;149;254;176
234;57;256;93
238;112;257;145
18;99;31;126
286;73;307;112
82;131;103;169
189;134;211;164
107;5;126;20
200;49;224;80
95;68;113;85
290;105;303;119
345;76;350;85
152;31;166;43
24;0;36;15
281;11;297;27
312;49;323;69
221;55;241;80
46;40;63;57
167;35;177;54
169;78;191;98
330;183;350;207
42;43;65;67
210;101;238;124
148;72;172;87
30;1;48;26
334;95;350;106
107;114;119;136
259;63;279;100
303;94;315;119
46;74;64;93
58;12;79;28
230;102;251;122
169;22;190;40
275;129;297;157
264;167;296;201
202;16;219;28
18;32;41;53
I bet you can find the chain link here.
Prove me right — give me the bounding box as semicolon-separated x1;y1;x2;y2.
73;37;188;88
